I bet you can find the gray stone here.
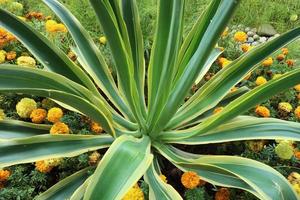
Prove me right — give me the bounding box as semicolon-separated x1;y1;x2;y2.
252;41;260;46
245;27;251;32
257;24;277;36
247;31;255;37
247;37;254;43
251;28;257;33
253;34;260;40
259;37;267;43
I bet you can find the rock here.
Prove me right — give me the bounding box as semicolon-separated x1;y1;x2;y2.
247;37;254;43
252;41;260;46
253;34;260;41
247;31;255;37
245;27;251;32
259;37;267;43
267;36;275;41
251;28;257;33
257;24;277;36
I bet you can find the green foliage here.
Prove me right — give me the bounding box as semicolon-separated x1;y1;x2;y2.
184;187;211;200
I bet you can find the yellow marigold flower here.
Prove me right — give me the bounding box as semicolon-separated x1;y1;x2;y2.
234;31;247;43
159;174;167;183
221;60;232;68
294;106;300;119
0;170;10;182
0;50;6;64
240;43;250;52
215;188;230;200
272;74;282;79
243;72;251;80
294;84;300;92
35;161;53;173
30;108;47;124
286;59;295;67
6;51;16;61
218;57;227;66
276;54;285;61
181;171;201;189
221;27;229;37
282;48;289;55
275;140;294;160
262;57;273;67
0;109;5;121
255;106;270;118
45;20;67;33
50;122;69;134
47;107;63;123
293;184;300;195
122;184;144;200
99;36;107;45
278;102;293;113
246;140;266;152
213;107;224;114
89;151;101;165
17;56;36;68
255;76;267;86
90;121;103;134
16;98;37;118
45;20;57;31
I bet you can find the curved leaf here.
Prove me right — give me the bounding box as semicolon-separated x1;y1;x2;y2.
84;135;153;200
36;167;92;200
0;134;113;168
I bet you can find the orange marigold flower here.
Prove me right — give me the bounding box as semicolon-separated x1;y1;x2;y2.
282;48;289;55
25;11;44;20
35;161;53;173
30;108;47;124
213;107;224;114
215;188;230;200
181;171;201;189
0;170;10;182
276;54;285;61
295;106;300;120
234;31;247;43
286;59;295;67
50;122;70;134
295;84;300;92
255;76;267;86
262;57;273;67
6;51;16;61
294;151;300;159
255;106;270;118
240;43;250;52
90;121;103;134
47;107;63;123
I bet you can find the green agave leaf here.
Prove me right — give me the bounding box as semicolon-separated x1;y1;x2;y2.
170;27;300;129
70;176;92;200
36;167;92;200
84;135;153;200
174;0;222;83
0;88;114;135
0;134;113;168
144;159;182;200
0;9;98;94
0;120;50;140
164;116;300;144
89;0;144;126
147;0;185;125
42;0;135;121
148;0;239;136
161;64;300;140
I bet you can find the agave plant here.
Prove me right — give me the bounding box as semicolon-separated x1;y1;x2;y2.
1;0;300;199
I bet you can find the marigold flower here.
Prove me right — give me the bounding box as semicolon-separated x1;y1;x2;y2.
286;59;294;67
255;76;267;86
89;151;101;165
215;188;230;200
234;31;247;43
122;184;144;200
159;174;167;183
278;102;293;113
275;140;294;160
0;109;5;121
17;56;36;68
0;170;10;182
45;20;67;33
246;140;266;152
282;48;289;55
35;160;53;173
16;98;37;118
255;106;270;118
50;122;69;134
213;107;224;114
47;107;63;123
90;121;103;134
240;43;250;52
294;84;300;92
99;36;107;45
6;51;16;61
288;172;300;195
295;106;300;119
221;60;232;68
294;151;300;159
25;11;44;20
181;171;201;189
262;57;273;67
0;50;6;63
276;54;285;61
30;108;47;124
